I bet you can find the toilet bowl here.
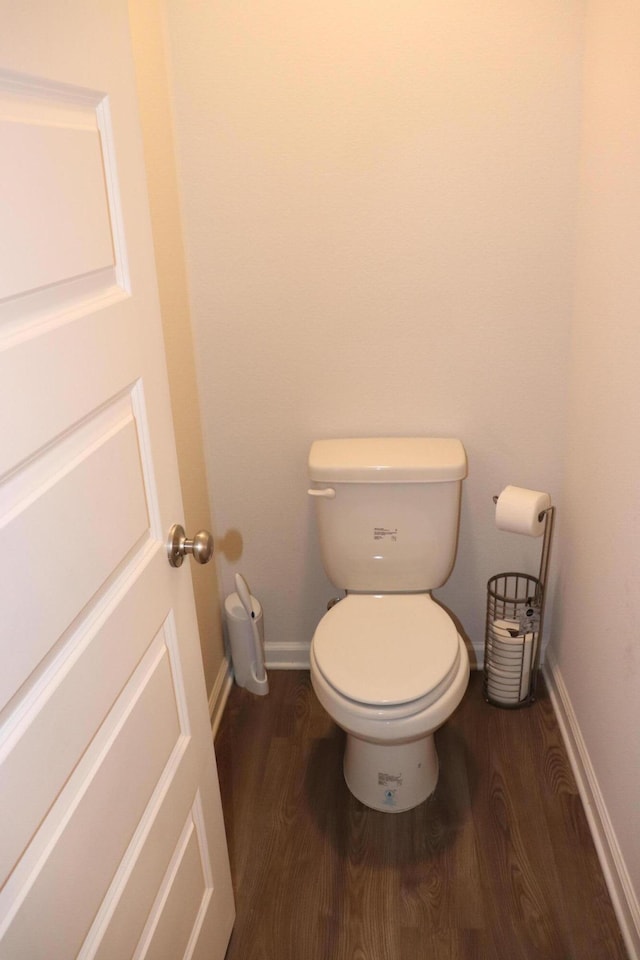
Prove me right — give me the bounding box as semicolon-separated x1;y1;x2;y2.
310;593;470;812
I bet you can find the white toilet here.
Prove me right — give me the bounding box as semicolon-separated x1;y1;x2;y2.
308;437;470;813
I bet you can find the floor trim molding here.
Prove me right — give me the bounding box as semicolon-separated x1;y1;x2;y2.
209;656;234;740
543;650;640;960
265;641;310;670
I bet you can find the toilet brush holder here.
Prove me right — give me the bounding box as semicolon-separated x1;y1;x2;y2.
225;587;268;696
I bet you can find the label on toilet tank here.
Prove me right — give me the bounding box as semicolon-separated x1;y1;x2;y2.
374;527;398;542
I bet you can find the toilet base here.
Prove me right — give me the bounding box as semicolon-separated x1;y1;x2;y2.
343;733;438;812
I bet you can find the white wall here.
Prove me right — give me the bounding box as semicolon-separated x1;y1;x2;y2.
549;0;640;948
163;0;583;661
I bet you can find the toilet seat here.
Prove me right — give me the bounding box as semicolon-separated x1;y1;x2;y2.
312;594;460;718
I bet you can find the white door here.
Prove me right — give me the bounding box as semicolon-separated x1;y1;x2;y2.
0;3;235;959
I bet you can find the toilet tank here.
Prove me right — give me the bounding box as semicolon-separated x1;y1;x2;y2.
308;438;467;593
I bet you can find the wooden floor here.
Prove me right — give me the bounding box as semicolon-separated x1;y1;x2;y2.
215;670;628;960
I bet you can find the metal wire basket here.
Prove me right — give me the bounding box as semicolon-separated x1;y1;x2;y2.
484;573;541;707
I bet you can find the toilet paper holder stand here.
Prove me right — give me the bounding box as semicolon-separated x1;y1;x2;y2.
485;499;555;707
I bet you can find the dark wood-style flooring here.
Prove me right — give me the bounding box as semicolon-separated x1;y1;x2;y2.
215;670;628;960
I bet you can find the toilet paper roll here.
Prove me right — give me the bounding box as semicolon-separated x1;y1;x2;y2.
495;485;551;537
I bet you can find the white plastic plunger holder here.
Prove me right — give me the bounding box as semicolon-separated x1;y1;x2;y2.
225;574;268;695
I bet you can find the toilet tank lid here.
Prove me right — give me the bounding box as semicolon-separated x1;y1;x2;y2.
308;438;467;483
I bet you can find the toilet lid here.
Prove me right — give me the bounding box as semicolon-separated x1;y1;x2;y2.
312;594;460;707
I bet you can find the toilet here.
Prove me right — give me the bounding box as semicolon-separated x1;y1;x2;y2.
308;437;470;812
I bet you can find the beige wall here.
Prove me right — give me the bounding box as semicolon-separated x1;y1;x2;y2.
128;0;226;698
162;0;583;660
551;0;640;942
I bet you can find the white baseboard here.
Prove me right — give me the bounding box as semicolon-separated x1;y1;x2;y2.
470;642;484;670
264;641;310;670
543;650;640;960
208;656;234;740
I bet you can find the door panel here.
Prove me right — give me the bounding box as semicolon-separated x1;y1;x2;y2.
2;639;182;959
0;551;165;882
0;3;234;957
90;748;225;960
1;408;150;711
0;117;114;299
135;798;212;960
